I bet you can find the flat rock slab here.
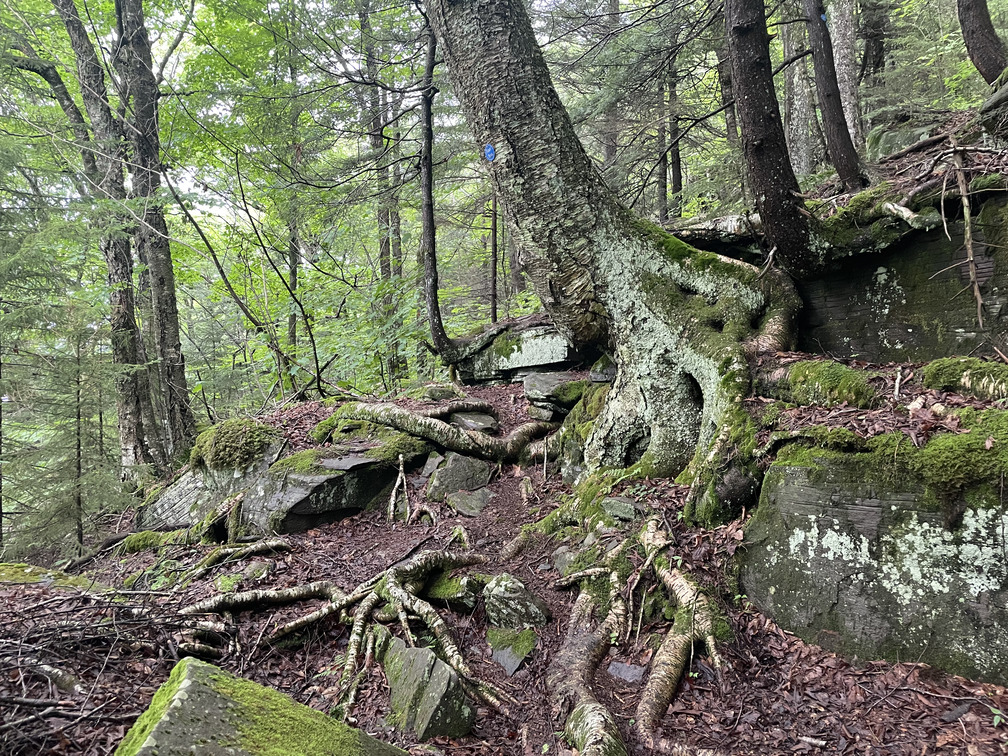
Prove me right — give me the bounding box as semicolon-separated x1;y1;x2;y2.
446;488;493;517
449;412;499;434
114;658;404;756
523;372;585;408
607;661;646;685
380;633;474;740
426;453;492;503
483;573;551;629
456;324;581;383
741;451;1008;684
600;496;640;521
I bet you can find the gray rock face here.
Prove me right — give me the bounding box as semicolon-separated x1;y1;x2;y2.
741;451;1008;685
551;545;576;576
600;496;639;522
455;321;582;383
483;573;551;629
446;488;493;517
523;372;584;408
589;355;617;383
607;661;646;685
380;634;475;740
527;405;559;421
449;412;499;434
114;658;404;756
487;627;537;676
426;453;492;503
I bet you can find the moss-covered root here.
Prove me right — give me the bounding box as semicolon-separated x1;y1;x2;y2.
184;538;290;586
634;519;724;755
414;399;497;420
327;402;557;462
922;356;1008;401
181;580;343;616
547;588;628;756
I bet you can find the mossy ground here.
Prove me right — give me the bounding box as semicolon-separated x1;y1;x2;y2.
787;360;877;408
0;562;101;590
116;529;192;555
190;418;281;470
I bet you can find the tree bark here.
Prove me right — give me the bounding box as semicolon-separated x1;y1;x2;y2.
802;0;864;190
49;0;157;476
117;0;196;460
958;0;1008;85
828;0;861;146
430;0;799;476
782;7;822;175
725;0;811;274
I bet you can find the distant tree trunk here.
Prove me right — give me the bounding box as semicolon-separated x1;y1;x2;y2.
0;339;4;548
657;91;668;224
74;339;84;553
419;29;453;358
958;0;1007;85
726;0;811;273
717;45;739;144
859;0;888;87
668;61;683;218
803;0;864;189
782;9;821;175
287;216;300;350
601;0;621;177
117;0;195;460
829;0;861;146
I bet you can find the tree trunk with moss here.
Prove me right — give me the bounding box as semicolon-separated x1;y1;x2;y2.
429;0;799;483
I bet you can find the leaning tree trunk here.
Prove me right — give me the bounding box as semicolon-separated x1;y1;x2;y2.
429;0;799;480
958;0;1007;85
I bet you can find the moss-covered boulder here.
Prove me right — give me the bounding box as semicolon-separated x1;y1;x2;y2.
114;658;405;756
426;453;492;503
922;356;1008;401
740;434;1008;684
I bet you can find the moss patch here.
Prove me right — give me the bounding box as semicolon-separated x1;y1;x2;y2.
0;563;100;590
788;360;877;407
486;626;537;657
116;529;191;555
922;357;1008;402
190;418;281;470
269;449;338;476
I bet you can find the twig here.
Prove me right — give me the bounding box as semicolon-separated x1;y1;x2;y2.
951;138;985;328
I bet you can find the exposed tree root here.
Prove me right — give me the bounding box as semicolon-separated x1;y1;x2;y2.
180;548;511;718
184;537;289;585
415;399;496;419
329;402;557;462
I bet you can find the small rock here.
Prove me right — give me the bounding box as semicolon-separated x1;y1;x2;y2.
523;372;586;408
589;355;617;383
446;488;493;517
421;452;445;478
483;573;551;629
422;384;465;401
607;660;646;685
600;496;639;521
426;453;492;502
449;412;499;434
527;405;558;421
551;545;576;576
487;626;537;676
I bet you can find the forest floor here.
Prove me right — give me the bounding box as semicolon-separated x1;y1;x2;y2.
3;356;1008;756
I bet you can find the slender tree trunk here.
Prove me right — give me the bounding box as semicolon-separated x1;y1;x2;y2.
829;0;861;146
668;60;683;219
803;0;864;189
726;0;811;273
0;337;4;548
287;217;300;350
51;0;156;476
117;0;194;461
657;91;668;225
782;9;819;175
859;0;888;87
74;341;84;554
717;45;739;145
601;0;621;173
958;0;1008;85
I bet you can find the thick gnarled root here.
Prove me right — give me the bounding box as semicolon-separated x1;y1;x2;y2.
328;401;556;462
180;548;511;718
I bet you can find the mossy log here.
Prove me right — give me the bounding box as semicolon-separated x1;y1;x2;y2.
327;402;556;462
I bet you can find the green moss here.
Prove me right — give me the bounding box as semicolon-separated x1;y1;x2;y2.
490;330;522;359
969;172;1006;192
190;418;281;470
364;431;428;464
269;449;337;476
216;572;242;592
788;360;877;408
553;379;588;406
486;626;537;657
921;357;1008;401
0;563;100;590
116;529;190;555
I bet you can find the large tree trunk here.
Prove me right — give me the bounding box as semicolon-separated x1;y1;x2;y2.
829;0;861;146
958;0;1007;85
725;0;812;275
802;0;864;190
429;0;799;478
117;0;195;461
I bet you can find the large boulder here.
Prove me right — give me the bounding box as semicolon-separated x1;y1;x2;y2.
378;632;475;740
740;432;1008;684
483;573;551;629
455;317;584;383
114;657;404;756
138;419;427;536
